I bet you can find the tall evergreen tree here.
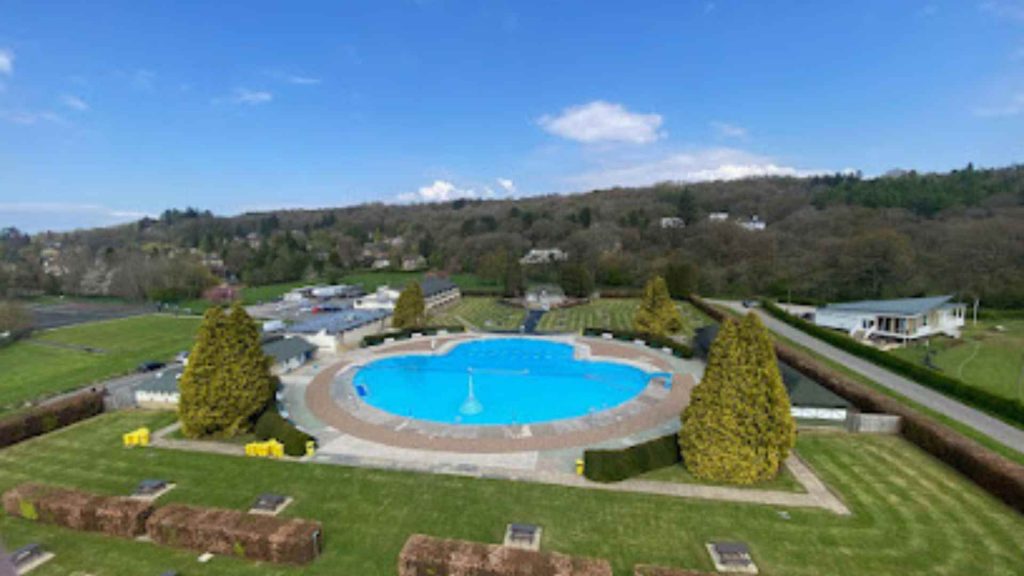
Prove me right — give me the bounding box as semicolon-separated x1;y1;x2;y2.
678;313;796;484
392;281;426;329
633;276;683;336
179;303;274;438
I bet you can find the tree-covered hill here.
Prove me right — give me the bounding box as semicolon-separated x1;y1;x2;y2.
2;164;1023;306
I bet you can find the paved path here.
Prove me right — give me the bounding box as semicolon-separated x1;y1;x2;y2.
713;300;1024;452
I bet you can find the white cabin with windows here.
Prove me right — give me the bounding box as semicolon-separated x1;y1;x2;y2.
814;295;966;342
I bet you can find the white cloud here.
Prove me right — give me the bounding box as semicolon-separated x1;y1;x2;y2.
496;178;516;193
980;1;1024;21
972;92;1024;117
0;49;13;76
219;88;273;105
286;75;322;85
0;202;151;232
711;121;748;139
538;101;664;144
0;109;63;125
568;148;825;189
398;180;479;203
61;95;90;111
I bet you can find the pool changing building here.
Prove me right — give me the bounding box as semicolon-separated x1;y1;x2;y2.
287;308;391;352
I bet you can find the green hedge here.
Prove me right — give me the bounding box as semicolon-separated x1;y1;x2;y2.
760;299;1024;426
583;433;682;482
0;390;105;449
361;325;466;347
582;328;694;359
255;407;315;457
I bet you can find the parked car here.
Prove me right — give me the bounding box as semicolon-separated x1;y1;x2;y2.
741;300;758;309
137;361;166;373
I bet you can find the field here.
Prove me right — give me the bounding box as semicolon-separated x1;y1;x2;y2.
430;297;526;330
889;317;1024;402
0;315;201;414
537;299;709;336
0;411;1021;575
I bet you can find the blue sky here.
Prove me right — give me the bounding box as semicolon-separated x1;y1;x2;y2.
1;1;1023;232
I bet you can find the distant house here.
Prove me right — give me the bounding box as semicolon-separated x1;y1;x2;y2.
401;255;427;271
133;337;319;407
287;308;390;350
371;258;391;270
739;215;766;231
309;284;361;299
708;212;729;222
520;248;568;265
659;217;686;229
813;295;966;342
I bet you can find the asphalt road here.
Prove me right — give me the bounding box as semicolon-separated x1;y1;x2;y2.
713;300;1024;452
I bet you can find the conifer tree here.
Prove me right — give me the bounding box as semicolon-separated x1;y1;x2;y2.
678;313;796;483
392;281;426;329
179;303;274;438
633;276;683;336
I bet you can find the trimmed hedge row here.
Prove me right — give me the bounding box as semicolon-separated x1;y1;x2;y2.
361;325;466;347
760;299;1024;426
688;294;1024;513
583;433;681;483
255;408;314;457
581;328;694;359
3;483;154;538
0;389;105;450
399;534;612;576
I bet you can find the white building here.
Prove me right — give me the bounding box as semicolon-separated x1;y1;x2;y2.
520;248;568;265
739;215;766;231
813;295;966;342
659;217;686;229
420;277;461;310
371;258;391;270
525;285;566;310
708;212;729;222
354;286;401;311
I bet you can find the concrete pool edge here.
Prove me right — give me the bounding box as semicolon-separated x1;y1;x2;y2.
303;334;699;454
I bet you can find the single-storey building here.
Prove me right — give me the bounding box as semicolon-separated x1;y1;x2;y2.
420;277;461;310
287;308;390;351
525;284;566;310
134;337;319;408
263;336;318;373
354;286;401;311
813;295;966;342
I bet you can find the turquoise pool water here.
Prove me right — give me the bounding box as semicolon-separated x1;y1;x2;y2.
352;338;655;425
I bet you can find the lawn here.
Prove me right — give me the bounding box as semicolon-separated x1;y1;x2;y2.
0;315;201;414
637;461;805;493
430;297;526;330
889;317;1024;402
537;299;709;337
0;412;1021;575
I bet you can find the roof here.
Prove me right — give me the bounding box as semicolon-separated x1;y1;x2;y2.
419;277;458;298
780;363;851;409
821;295;955;317
288;309;389;335
262;337;316;363
136;366;183;394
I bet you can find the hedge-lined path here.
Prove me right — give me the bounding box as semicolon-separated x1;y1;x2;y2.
713;300;1024;452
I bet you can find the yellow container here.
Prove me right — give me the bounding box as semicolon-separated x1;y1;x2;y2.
122;427;151;447
575;458;584;476
305;440;316;457
245;439;285;458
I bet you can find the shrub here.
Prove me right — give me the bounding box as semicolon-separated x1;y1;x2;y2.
255;407;314;457
581;328;694;359
399;534;612;576
634;276;683;336
679;315;795;484
583;434;682;483
0;389;105;450
361;325;465;347
146;503;323;564
2;483;153;538
760;300;1024;425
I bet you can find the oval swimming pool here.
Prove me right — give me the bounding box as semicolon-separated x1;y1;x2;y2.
352;338;655;425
